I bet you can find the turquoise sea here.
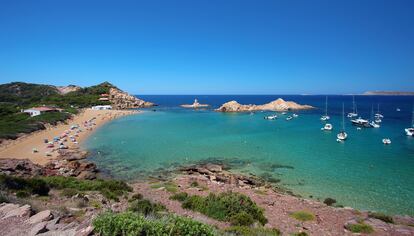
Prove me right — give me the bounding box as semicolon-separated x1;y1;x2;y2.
83;95;414;216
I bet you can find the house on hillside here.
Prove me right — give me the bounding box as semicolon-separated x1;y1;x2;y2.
23;106;62;117
99;93;110;101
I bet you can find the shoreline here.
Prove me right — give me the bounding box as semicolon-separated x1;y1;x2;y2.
0;108;140;165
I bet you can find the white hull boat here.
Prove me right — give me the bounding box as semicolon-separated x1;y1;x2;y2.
337;103;348;142
264;115;278;120
382;138;391;145
351;117;370;127
321;123;333;131
370;121;380;128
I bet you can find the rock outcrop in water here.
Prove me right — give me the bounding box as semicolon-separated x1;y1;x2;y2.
216;98;314;112
180;99;209;109
109;87;154;109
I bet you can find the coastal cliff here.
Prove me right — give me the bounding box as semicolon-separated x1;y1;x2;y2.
109;87;154;109
216;98;314;112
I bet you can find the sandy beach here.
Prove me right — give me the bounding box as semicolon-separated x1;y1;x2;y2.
0;109;139;165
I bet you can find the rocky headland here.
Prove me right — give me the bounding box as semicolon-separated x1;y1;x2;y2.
108;87;154;109
216;98;314;112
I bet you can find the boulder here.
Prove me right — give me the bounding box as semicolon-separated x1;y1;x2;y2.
27;210;52;224
29;221;48;236
2;204;31;219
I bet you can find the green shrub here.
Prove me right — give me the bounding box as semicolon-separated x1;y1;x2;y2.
190;181;199;187
16;190;30;198
129;193;143;201
224;226;281;236
42;176;132;201
323;197;337;206
368;212;394;223
230;212;255;226
292;232;308;236
93;212;216;236
150;181;178;193
0;175;49;196
60;188;79;197
181;191;267;226
289;211;315;222
170;192;189;202
128;199;166;216
346;222;374;233
0;192;9;203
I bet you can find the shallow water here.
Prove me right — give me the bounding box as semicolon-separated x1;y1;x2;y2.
84;95;414;215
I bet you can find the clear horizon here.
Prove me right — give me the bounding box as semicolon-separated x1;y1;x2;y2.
1;0;414;95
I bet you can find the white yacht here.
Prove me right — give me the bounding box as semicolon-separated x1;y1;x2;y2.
320;96;330;121
293;113;299;118
286;116;293;121
351;117;370;127
264;115;277;120
337;104;348;142
405;107;414;136
347;96;358;118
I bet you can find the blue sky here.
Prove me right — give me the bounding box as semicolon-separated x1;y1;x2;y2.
0;0;413;94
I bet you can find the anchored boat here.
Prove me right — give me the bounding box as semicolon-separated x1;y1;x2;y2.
337;103;348;142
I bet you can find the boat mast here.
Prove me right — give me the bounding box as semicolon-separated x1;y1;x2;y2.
352;96;355;113
342;103;345;131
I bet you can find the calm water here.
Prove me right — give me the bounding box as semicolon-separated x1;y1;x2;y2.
84;95;414;215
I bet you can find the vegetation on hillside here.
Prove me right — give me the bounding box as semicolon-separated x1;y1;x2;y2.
170;191;267;226
0;175;132;201
93;212;216;236
0;81;115;140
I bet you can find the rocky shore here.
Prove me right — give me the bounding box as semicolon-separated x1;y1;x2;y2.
1;152;414;235
216;98;314;112
109;87;154;109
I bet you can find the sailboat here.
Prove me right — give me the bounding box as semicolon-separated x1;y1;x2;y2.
405;106;414;136
337;103;348;142
347;96;358;118
375;104;384;118
320;96;330;121
370;105;380;128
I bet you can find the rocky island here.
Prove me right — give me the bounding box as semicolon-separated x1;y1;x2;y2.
216;98;314;112
180;99;209;109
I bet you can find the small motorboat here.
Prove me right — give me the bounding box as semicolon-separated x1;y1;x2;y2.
281;112;287;115
357;127;362;130
382;138;391;145
405;107;414;136
264;115;277;120
286;116;293;121
370;121;380;128
321;123;333;131
375;118;382;123
293;114;299;118
396;108;401;112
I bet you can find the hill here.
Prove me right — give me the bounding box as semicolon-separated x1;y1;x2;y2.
363;91;414;95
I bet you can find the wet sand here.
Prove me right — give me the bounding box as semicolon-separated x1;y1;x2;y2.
0;109;140;165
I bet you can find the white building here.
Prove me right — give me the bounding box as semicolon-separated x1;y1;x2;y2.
23;109;41;117
91;105;112;110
